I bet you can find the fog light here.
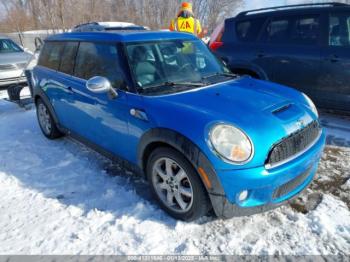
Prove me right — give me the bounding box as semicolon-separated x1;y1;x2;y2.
238;190;249;202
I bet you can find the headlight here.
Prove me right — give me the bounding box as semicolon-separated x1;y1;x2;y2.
209;124;253;163
302;93;318;117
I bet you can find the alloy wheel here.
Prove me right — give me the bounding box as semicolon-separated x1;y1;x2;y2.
152;157;194;213
37;103;52;135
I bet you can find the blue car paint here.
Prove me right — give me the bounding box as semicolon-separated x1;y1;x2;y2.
33;31;325;215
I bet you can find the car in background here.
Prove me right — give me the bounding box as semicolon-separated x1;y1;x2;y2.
0;36;32;90
210;2;350;112
32;31;325;221
72;21;149;32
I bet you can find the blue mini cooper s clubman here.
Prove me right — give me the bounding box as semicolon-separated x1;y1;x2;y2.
32;31;325;221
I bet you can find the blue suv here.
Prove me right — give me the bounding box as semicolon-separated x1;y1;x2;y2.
210;3;350;112
32;31;325;221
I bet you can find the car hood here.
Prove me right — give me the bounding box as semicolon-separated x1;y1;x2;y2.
151;76;309;119
143;76;316;170
0;52;32;65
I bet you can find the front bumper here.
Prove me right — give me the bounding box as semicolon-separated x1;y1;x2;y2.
0;76;27;89
0;69;27;88
209;130;326;218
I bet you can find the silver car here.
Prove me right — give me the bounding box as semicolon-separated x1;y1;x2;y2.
0;36;32;89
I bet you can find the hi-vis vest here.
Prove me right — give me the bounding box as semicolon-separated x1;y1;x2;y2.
170;17;201;36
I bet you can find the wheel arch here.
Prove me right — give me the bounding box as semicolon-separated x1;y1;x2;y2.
229;64;269;80
137;128;225;196
33;90;60;127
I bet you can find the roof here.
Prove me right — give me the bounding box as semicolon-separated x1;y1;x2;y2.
46;31;197;43
234;2;350;19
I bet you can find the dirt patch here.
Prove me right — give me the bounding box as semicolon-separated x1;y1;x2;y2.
290;143;350;213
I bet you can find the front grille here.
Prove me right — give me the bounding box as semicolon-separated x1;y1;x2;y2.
0;64;16;71
273;167;312;199
266;120;321;167
0;76;26;82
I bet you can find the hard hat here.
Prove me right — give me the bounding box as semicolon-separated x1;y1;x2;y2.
180;2;193;13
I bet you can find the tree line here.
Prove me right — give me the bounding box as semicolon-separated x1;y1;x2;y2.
0;0;243;33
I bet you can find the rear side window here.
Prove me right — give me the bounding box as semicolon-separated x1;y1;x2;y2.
59;42;79;75
261;15;320;45
290;16;320;45
329;13;350;47
38;42;64;70
74;42;123;87
261;18;290;44
236;18;265;42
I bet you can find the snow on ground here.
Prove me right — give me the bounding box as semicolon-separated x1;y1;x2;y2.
0;87;31;100
0;99;349;255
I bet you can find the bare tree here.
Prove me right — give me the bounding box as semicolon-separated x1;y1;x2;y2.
0;0;249;33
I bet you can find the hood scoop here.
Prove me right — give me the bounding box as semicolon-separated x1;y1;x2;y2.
269;103;303;121
272;103;292;115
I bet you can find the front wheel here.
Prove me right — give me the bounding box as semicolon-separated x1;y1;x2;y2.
36;98;63;139
147;147;210;221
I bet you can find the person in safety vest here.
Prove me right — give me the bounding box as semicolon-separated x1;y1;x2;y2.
169;2;202;37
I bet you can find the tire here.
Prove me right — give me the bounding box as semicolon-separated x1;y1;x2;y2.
36;98;63;139
7;84;23;101
146;147;210;221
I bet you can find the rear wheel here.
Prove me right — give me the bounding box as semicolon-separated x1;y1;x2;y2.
36;98;63;139
147;147;209;221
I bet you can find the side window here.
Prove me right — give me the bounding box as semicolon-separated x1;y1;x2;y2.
38;44;51;67
261;18;290;44
329;13;350;47
74;42;123;88
236;18;265;42
290;16;320;45
59;42;79;75
38;42;64;70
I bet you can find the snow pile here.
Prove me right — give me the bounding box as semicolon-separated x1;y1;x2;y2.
0;100;349;255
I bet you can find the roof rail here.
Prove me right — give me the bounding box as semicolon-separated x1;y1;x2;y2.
237;2;348;17
73;22;99;28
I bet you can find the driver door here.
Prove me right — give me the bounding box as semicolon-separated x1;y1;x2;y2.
68;42;132;158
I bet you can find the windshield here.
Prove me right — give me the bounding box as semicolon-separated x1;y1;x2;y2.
126;39;232;94
0;39;23;53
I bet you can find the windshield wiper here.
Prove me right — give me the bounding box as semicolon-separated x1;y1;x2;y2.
151;81;204;88
202;72;237;80
139;81;205;94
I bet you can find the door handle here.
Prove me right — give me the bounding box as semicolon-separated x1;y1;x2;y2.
66;86;73;93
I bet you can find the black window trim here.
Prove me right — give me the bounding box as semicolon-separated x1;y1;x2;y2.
38;39;154;94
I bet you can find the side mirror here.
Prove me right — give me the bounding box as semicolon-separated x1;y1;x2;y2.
86;76;118;98
34;37;43;52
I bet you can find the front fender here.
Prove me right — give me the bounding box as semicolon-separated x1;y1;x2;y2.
33;87;61;129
